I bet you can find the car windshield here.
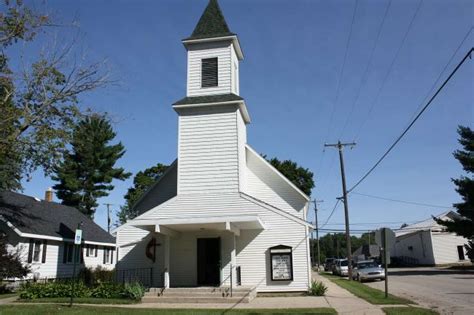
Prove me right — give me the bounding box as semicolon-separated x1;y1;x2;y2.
340;260;348;266
357;262;378;269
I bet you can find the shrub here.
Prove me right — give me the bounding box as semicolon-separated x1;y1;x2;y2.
78;266;115;286
309;280;328;296
90;282;123;299
122;282;145;300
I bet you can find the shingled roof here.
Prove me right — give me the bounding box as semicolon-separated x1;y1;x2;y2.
0;191;115;245
185;0;235;40
173;93;243;106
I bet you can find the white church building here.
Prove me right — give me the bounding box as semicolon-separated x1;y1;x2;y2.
115;0;313;294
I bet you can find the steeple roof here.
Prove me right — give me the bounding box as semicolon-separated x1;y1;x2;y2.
186;0;235;40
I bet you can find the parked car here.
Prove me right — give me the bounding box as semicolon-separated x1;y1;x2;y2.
324;258;336;271
352;260;385;282
334;259;349;276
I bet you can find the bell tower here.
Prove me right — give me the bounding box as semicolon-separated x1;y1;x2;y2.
173;0;250;195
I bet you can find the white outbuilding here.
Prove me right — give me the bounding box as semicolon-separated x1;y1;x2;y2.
115;0;313;294
393;211;469;266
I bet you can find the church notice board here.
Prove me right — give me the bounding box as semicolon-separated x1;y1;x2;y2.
269;245;293;281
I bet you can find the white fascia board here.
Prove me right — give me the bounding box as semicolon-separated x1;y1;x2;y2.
1;218;115;246
182;35;244;60
245;144;310;201
131;214;264;229
173;101;250;124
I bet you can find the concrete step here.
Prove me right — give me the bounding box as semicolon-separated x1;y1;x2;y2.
145;290;249;298
141;295;250;304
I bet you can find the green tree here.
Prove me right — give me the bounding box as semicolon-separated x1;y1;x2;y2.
52;115;130;217
437;126;474;260
0;1;110;190
0;232;29;279
117;163;169;224
265;157;315;196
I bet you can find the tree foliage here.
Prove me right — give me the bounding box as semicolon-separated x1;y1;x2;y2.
265;157;315;196
0;232;29;279
311;232;375;262
117;163;169;224
52;115;130;217
0;0;110;190
437;126;474;260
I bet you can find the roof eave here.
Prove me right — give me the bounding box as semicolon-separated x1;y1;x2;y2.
182;35;244;60
173;100;250;124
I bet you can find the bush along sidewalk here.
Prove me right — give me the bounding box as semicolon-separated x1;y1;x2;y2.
308;280;328;296
18;280;145;302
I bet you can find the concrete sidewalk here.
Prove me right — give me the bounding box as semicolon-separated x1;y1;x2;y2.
313;272;385;315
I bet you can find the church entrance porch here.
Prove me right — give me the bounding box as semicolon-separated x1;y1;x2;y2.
127;215;265;289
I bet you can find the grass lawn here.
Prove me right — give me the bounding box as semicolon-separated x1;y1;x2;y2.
383;307;439;315
17;297;138;304
0;305;337;314
320;273;414;305
0;293;17;300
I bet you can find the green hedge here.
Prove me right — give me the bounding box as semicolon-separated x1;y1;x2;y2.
19;281;144;301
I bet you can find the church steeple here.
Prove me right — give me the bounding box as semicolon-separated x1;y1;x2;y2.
187;0;235;40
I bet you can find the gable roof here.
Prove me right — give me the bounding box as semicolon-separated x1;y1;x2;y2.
186;0;235;40
0;191;115;245
395;211;458;237
245;145;310;201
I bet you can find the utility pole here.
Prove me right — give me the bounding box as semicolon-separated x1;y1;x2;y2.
312;199;324;270
103;203;114;233
325;141;356;280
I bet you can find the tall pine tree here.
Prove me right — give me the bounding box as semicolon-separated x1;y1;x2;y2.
53;115;130;217
117;163;169;224
437;126;474;260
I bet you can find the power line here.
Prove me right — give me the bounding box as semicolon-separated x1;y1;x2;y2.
348;46;474;193
352;0;424;141
351;192;453;208
320;199;341;229
338;0;393;138
317;0;359;181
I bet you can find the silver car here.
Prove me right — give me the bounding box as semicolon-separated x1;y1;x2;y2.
334;259;349;276
352;260;385;282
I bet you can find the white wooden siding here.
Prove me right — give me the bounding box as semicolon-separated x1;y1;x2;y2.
178;106;241;193
230;43;240;95
134;163;177;216
244;146;308;219
120;193;310;291
237;110;247;191
431;232;468;264
187;41;232;97
1;222;114;280
393;231;435;265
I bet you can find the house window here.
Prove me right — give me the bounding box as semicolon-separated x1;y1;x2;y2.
86;245;98;257
32;240;42;262
103;247;115;264
457;246;466;260
201;57;218;87
63;243;80;264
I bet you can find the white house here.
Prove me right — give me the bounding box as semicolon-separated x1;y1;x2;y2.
0;190;116;281
392;211;469;266
115;0;313;294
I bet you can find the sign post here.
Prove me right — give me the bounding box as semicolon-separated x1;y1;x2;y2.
69;223;83;307
375;227;395;298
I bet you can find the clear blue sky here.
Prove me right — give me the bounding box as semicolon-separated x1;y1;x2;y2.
14;0;473;234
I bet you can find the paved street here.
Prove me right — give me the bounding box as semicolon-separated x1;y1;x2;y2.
364;267;474;315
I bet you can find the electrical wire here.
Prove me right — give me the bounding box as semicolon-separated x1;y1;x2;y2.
352;0;424;141
319;199;341;229
348;45;474;193
338;0;393;138
351;192;453;208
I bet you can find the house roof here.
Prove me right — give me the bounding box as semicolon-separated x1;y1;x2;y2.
395;211;458;237
185;0;235;40
0;191;115;245
173;93;243;106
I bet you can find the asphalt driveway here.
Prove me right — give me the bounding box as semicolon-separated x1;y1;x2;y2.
363;267;474;315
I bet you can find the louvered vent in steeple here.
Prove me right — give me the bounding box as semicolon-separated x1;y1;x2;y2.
201;57;218;88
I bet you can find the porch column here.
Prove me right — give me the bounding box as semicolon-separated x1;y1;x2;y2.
231;233;236;286
164;234;170;288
